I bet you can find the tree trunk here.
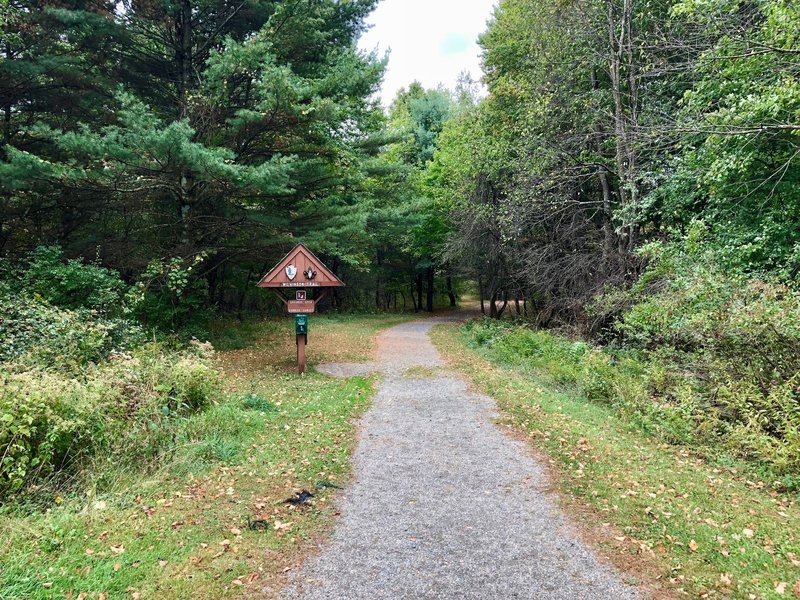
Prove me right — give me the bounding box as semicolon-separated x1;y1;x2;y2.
496;290;509;318
426;266;434;312
375;248;385;309
176;0;195;247
177;0;193;117
446;275;456;307
606;0;640;253
416;273;423;313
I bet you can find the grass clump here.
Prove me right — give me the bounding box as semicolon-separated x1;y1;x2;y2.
0;340;219;498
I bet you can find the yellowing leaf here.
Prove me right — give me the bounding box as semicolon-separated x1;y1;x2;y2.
689;539;699;552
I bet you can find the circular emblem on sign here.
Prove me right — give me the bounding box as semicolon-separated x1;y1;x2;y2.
286;265;297;280
304;268;317;280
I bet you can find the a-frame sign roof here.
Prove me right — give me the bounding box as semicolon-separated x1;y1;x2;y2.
256;243;345;288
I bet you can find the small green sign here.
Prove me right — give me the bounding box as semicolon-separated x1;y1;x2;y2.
295;314;308;335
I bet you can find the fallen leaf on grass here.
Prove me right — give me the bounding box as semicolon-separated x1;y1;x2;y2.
793;580;800;599
689;540;699;552
775;581;787;595
111;544;125;555
113;563;122;572
743;528;755;538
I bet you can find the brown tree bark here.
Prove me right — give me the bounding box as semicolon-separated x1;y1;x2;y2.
426;266;434;312
446;275;457;307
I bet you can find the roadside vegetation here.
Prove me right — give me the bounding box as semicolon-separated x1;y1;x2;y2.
0;248;407;599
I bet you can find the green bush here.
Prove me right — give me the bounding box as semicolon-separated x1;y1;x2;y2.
0;289;144;368
0;248;222;501
127;255;212;331
20;246;125;313
0;342;218;498
464;252;800;475
611;226;800;471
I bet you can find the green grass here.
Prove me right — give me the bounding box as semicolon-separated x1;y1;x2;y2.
213;312;414;378
0;313;407;600
431;323;800;600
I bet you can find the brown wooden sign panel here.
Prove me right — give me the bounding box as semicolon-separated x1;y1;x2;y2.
257;243;344;289
287;300;316;314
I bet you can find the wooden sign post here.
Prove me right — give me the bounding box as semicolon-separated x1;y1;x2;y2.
257;244;345;374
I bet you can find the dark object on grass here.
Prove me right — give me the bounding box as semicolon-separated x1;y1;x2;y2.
315;480;342;490
247;517;270;531
286;490;314;505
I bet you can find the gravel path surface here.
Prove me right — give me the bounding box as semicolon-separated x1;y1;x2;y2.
281;318;641;599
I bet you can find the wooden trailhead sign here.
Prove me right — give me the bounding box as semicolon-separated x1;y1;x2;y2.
257;243;345;374
257;243;344;289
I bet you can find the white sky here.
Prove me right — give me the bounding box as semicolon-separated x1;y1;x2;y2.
357;0;498;106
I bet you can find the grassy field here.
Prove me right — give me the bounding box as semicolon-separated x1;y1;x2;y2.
431;322;800;600
0;313;410;600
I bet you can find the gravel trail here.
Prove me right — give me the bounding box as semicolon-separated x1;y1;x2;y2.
282;318;641;599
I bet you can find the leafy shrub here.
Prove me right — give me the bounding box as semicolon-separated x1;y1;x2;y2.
0;370;106;494
127;255;211;331
0;289;144;368
464;250;800;476
612;225;800;470
0;249;222;501
0;342;218;497
20;246;125;313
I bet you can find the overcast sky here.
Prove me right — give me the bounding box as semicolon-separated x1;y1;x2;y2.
357;0;498;106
